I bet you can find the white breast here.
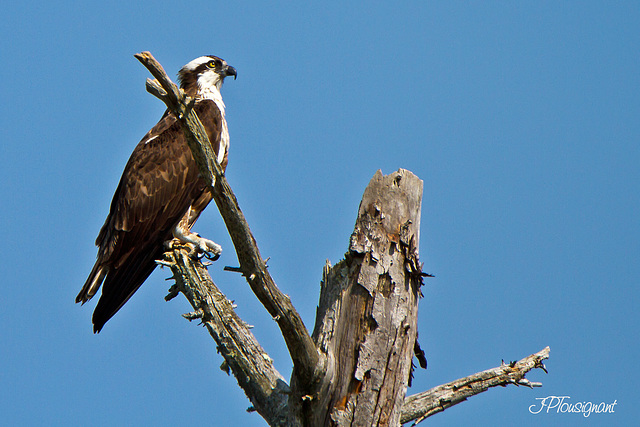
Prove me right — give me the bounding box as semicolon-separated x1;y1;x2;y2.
200;86;229;164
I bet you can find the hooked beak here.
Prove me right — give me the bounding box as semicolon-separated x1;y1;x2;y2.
224;65;237;80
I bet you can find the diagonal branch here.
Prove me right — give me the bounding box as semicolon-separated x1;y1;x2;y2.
133;52;222;187
161;246;290;425
134;51;320;390
400;346;550;425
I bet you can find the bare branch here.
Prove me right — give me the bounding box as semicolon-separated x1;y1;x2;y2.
134;51;221;187
400;346;551;425
162;246;292;426
134;51;320;390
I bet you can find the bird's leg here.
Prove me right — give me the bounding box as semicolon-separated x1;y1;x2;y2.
172;223;222;261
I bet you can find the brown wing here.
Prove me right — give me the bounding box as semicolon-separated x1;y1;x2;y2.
78;100;224;332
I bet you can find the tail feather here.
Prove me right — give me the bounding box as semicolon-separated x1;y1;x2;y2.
76;263;108;304
91;247;163;333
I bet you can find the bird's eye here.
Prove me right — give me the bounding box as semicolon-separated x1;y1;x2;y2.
207;60;217;68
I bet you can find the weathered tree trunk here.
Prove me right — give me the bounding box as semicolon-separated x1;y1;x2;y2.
135;51;550;427
298;169;424;426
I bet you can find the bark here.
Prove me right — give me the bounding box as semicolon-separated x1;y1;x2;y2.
299;169;426;426
159;248;291;426
132;51;551;426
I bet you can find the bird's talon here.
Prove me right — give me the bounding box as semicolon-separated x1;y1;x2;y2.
204;252;221;261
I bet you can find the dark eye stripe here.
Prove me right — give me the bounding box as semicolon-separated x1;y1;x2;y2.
192;57;223;74
195;62;214;73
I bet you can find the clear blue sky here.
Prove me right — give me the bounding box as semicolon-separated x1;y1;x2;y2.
1;2;638;426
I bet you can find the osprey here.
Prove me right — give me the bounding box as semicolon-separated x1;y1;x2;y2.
76;55;237;333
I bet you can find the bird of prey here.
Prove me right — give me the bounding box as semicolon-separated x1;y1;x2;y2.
76;55;237;333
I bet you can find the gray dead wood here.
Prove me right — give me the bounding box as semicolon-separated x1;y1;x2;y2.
298;169;426;426
133;51;551;426
400;346;550;425
161;247;291;425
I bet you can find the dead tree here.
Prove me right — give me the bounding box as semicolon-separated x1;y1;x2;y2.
135;51;550;426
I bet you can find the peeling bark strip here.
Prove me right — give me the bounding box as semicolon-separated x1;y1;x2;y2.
305;170;425;427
